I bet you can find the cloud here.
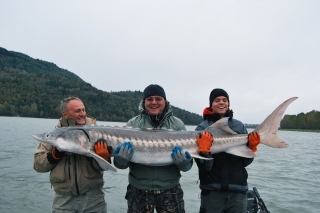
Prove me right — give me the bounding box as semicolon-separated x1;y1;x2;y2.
1;0;319;124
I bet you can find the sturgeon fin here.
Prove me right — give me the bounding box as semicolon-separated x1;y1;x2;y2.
211;118;238;134
87;151;117;172
225;146;256;158
190;153;213;160
205;118;237;136
254;97;298;148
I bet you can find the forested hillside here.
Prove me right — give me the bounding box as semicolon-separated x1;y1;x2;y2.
0;47;203;125
1;47;319;130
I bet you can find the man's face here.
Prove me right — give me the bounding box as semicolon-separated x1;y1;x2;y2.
144;96;166;115
211;96;229;117
62;99;86;125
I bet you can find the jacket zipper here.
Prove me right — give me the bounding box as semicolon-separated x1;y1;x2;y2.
68;157;71;180
74;155;80;195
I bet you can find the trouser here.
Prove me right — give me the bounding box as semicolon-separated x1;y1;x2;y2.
125;184;185;213
199;190;247;213
52;188;107;213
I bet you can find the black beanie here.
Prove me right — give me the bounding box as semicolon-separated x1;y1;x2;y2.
143;84;166;100
209;88;229;106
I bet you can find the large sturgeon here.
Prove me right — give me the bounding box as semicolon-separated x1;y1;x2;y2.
33;97;298;172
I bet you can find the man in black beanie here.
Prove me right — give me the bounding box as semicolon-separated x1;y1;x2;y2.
195;88;260;213
209;88;229;107
143;84;166;100
113;84;193;213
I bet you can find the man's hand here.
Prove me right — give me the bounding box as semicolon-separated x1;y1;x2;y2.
47;147;65;164
114;141;134;166
196;131;213;155
94;139;112;163
52;147;65;159
247;132;260;152
171;146;193;172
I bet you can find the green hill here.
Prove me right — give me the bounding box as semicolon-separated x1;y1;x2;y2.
0;47;203;125
2;47;319;130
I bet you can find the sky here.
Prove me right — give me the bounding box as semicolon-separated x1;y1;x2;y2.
1;1;319;124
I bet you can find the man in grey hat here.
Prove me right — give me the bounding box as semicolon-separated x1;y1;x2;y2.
113;84;192;213
34;97;111;213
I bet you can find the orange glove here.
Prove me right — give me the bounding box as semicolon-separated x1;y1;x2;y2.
51;147;65;160
196;131;213;155
247;132;260;152
94;139;112;163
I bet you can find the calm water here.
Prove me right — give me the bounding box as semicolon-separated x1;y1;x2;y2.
0;116;319;213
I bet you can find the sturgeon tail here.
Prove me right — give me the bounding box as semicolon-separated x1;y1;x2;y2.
254;97;298;148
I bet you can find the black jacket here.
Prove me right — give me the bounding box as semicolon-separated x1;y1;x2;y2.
195;113;253;192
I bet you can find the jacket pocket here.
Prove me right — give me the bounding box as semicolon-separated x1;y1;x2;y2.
50;158;68;183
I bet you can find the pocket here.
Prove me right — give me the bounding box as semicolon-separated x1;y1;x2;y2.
50;159;67;183
125;185;137;201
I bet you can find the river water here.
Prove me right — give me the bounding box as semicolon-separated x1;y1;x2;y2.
0;116;319;213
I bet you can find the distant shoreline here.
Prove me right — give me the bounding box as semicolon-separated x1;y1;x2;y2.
279;128;320;133
1;116;319;133
245;126;320;133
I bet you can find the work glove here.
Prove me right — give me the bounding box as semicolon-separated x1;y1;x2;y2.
247;132;260;152
171;146;193;172
52;147;65;160
196;131;213;156
114;141;134;167
47;147;65;164
94;138;112;163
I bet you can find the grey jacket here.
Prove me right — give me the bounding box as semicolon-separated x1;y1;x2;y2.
33;116;105;195
116;100;188;190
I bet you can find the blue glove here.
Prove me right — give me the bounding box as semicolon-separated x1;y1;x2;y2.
114;141;134;168
171;146;193;172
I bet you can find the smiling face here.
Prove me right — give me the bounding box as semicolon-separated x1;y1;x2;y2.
144;96;166;115
62;99;86;125
211;96;229;117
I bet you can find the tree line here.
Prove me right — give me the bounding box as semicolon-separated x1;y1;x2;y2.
1;46;318;130
0;47;203;125
281;110;320;131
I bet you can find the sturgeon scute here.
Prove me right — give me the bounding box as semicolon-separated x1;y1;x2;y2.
33;97;298;172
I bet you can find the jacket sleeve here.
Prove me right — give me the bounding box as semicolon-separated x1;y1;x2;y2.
33;142;56;172
177;118;187;131
195;125;204;131
114;159;130;169
243;157;254;167
195;120;209;131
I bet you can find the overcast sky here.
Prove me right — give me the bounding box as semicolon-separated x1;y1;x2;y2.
1;1;319;124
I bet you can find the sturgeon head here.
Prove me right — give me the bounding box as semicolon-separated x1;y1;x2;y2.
33;127;93;155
